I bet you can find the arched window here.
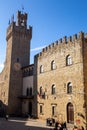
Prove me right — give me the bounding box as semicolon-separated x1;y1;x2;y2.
30;87;32;96
51;60;56;70
40;86;43;95
40;65;44;73
40;104;43;114
67;82;72;94
26;88;29;96
66;55;72;66
26;87;32;96
52;85;56;94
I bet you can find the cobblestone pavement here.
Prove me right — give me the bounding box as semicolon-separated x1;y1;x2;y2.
0;118;53;130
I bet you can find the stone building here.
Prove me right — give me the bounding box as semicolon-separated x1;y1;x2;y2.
0;11;32;116
21;64;35;117
34;33;87;129
0;10;87;129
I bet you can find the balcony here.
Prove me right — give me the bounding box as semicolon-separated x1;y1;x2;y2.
18;95;34;99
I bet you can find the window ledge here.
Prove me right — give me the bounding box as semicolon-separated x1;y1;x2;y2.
66;63;73;66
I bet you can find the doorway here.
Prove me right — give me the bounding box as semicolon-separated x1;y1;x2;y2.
28;102;32;117
67;102;74;124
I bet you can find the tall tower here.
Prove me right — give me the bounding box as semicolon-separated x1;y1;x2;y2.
5;11;32;115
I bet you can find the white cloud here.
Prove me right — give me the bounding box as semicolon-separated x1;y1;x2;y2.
0;46;47;72
0;63;4;68
31;45;46;52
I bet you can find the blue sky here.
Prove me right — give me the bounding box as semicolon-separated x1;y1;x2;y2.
0;0;87;72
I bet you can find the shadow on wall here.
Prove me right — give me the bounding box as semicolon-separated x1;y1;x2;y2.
0;100;7;117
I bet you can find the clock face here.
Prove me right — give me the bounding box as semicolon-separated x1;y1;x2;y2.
14;63;21;71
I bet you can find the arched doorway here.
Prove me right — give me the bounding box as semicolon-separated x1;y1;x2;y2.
67;102;74;124
28;102;32;117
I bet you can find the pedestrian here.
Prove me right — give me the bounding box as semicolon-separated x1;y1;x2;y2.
5;115;9;120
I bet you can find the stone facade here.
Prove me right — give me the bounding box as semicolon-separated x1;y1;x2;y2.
34;32;87;129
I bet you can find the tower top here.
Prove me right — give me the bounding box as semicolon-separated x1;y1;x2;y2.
6;10;32;42
17;11;27;27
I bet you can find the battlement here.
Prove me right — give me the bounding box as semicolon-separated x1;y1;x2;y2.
36;32;85;58
6;23;32;41
17;11;27;27
6;11;32;41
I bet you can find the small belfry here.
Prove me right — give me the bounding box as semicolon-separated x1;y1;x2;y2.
17;11;27;27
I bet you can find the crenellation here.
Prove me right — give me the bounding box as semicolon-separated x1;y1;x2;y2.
42;47;46;53
42;48;45;52
42;47;48;53
38;53;40;57
55;40;58;45
68;36;72;42
78;31;84;39
63;36;67;43
73;34;77;41
48;45;52;49
17;11;27;27
35;54;39;59
36;32;86;59
51;43;55;47
6;22;32;41
59;38;62;43
44;46;48;52
39;52;42;57
43;46;48;52
52;42;57;48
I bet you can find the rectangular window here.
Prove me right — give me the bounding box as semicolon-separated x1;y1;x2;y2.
40;105;43;114
52;106;56;116
17;58;19;62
